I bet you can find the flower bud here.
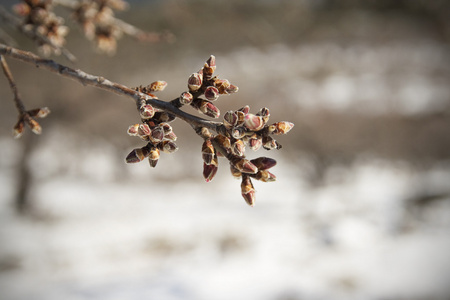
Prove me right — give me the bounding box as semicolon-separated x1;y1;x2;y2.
214;134;231;152
225;84;239;94
127;124;140;136
241;175;256;207
238;105;250;115
29;107;51;118
236;111;246;126
160;122;172;135
263;136;281;150
28;118;42;135
203;162;218;183
223;110;238;129
193;99;220;118
126;148;146;163
138;123;151;137
231;157;258;174
244;114;264;131
257;107;270;123
148;147;160;168
204;86;220;101
214;79;230;94
153;111;176;123
232;140;245;157
157;141;178;153
13;120;24;139
147;80;167;92
188;72;203;92
230;164;242;178
250;157;277;170
252;170;276;182
231;127;246;139
203;55;216;79
202;139;215;165
179;92;193;105
164;131;177;141
150;126;164;143
139;104;155;119
268;121;294;135
248;135;262;151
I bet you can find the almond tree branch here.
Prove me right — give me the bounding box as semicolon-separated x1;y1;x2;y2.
0;43;222;132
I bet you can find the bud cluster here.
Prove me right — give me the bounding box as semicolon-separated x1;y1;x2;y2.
13;0;69;56
173;55;239;118
126;56;294;207
13;107;51;138
72;0;128;55
126;81;178;167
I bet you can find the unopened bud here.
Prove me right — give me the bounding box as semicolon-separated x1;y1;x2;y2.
244;114;264;131
214;79;230;94
232;140;245;157
252;170;276;182
236;111;246;126
202;139;215;165
138;123;151;136
13;120;24;139
231;127;246;139
248;135;262;151
127;124;140;136
150;126;164;143
157;141;178;153
224;110;238;129
193;99;220;118
126;148;146;163
238;105;250;115
188;72;203;92
179;92;193;105
28;118;42;135
160;122;172;135
203;162;218;183
268;121;295;135
241;176;256;207
214;134;231;151
250;157;277;170
153;111;176;123
164;131;177;141
148;147;160;167
204;86;220;101
257;107;270;123
231;157;258;174
225;84;239;94
263;136;281;150
203;55;216;79
147;81;167;92
230;164;242;178
29;107;51;118
139;104;155;119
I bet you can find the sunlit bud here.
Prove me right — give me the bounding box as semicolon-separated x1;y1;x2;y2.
214;78;230;94
223;110;238;129
257;107;270;123
188;72;203;92
164;131;177;141
263;136;282;150
253;170;276;182
126;148;146;163
250;157;277;170
148;147;160;168
147;81;167;92
138;123;151;136
202;139;215;165
241;175;256;207
203;162;218;182
13;120;24;139
28;118;42;135
29;107;51;118
248;135;262;151
230;164;242;178
231;157;258;174
214;134;231;151
225;84;239;94
127;124;140;136
150;126;164;143
231;127;246;139
157;141;178;153
179;92;193;105
199;127;212;139
139;104;155;119
238;105;250;115
194;99;220;118
236;111;246;126
232;140;245;157
268;121;295;135
159;122;172;135
244;114;264;131
203;55;216;79
204;86;220;101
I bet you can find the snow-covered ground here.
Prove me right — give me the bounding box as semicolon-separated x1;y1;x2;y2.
1;131;450;300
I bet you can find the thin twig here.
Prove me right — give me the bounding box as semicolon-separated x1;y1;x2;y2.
0;43;222;132
0;54;25;114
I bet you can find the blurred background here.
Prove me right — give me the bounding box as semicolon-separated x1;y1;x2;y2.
1;0;450;299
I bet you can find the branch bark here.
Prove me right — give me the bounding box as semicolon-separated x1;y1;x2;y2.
0;43;222;132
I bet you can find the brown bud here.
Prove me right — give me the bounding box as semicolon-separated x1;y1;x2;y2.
241;175;256;207
214;79;230;94
179;92;193;105
203;55;216;79
250;157;277;170
13;120;24;139
28;118;42;135
244;114;264;131
193;99;220;118
139;104;155;119
204;86;220;101
225;84;239;94
257;107;270;123
252;170;276;182
199;127;212;139
126;148;146;163
188;72;203;92
159;122;173;135
268;121;295;135
223;110;238;129
232;140;245;157
29;107;51;118
147;81;167;92
138;123;151;137
164;131;177;141
262;136;282;150
238;105;250;115
150;126;164;143
231;127;246;139
231;157;258;174
203;162;218;183
248;135;262;151
236;111;246;126
153;112;176;123
214;134;231;151
202;139;215;165
148;147;160;168
157;141;178;153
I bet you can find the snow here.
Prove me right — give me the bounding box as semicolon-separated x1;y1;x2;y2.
1;134;450;300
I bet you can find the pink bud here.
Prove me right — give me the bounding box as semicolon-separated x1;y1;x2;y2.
139;104;155;119
127;124;140;136
204;86;220;101
147;81;167;92
244;114;264;131
203;162;218;182
225;84;238;94
138;124;151;137
241;176;256;207
179;92;193;105
232;140;245;157
223;110;238;128
188;72;203;92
